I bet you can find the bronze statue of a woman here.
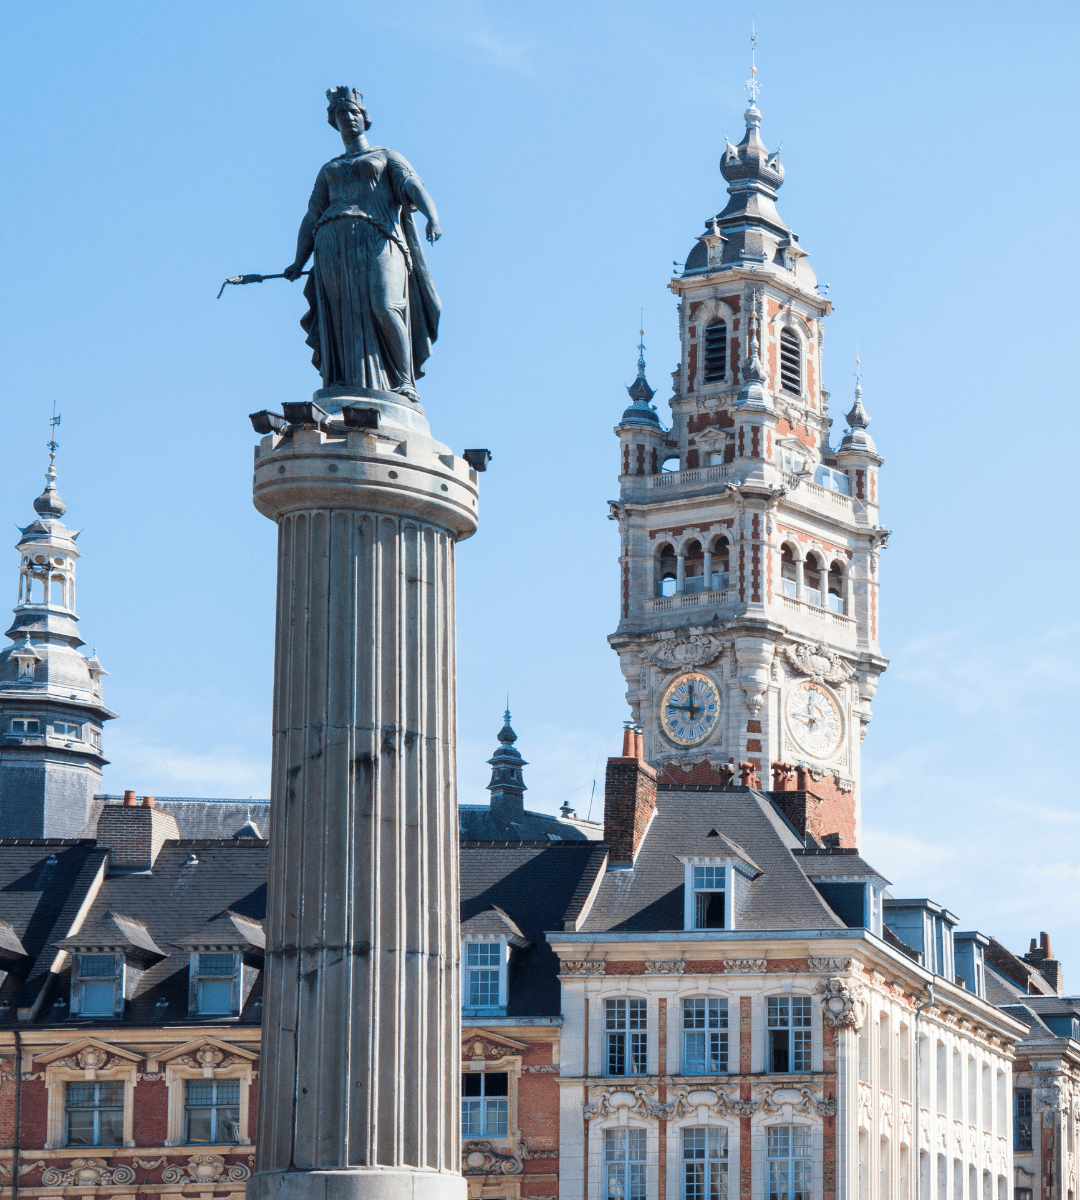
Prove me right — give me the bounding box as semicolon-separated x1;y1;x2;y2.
283;87;442;402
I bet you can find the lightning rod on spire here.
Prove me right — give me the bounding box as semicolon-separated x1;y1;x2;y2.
746;22;761;104
47;400;61;466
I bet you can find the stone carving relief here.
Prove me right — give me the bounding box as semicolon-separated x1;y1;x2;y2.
818;976;864;1028
644;960;686;975
161;1155;250;1184
518;1138;559;1160
77;1046;108;1070
0;1161;45;1177
462;1141;523;1177
808;957;853;973
722;958;768;974
173;1048;245;1071
784;641;856;686
643;635;723;670
759;1085;835;1117
523;1064;560;1074
583;1084;752;1123
463;1037;520;1061
42;1159;136;1188
584;1086;663;1122
858;1082;873;1128
133;1157;166;1170
880;1092;893;1132
559;959;605;977
900;1102;913;1147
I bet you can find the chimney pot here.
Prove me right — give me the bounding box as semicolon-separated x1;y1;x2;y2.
621;722;635;758
122;790;137;807
141;796;155;808
1041;931;1052;957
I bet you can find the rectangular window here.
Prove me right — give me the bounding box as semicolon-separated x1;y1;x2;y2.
693;866;726;930
77;953;119;1016
768;996;812;1073
10;719;40;734
605;1127;647;1200
461;1071;508;1138
65;1081;123;1147
185;1078;241;1144
606;998;647;1076
683;1126;728;1200
466;943;502;1008
767;1124;811;1200
780;449;807;475
683;997;728;1074
53;722;81;738
195;953;236;1014
1014;1089;1033;1151
813;465;852;495
1015;1191;1033;1200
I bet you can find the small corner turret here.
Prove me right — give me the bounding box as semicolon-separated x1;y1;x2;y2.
485;708;528;828
0;456;116;838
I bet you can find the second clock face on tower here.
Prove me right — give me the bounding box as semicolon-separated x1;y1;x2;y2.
660;672;721;746
786;681;843;758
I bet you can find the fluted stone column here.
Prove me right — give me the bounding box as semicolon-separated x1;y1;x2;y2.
249;388;477;1200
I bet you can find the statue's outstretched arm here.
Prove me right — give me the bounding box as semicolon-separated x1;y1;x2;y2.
284;209;318;281
403;177;441;244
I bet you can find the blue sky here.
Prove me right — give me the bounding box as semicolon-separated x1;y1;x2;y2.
2;1;1079;967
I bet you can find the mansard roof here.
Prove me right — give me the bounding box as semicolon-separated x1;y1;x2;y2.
579;787;848;934
460;840;603;1015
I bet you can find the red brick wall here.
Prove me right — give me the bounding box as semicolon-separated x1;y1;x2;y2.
603;757;657;864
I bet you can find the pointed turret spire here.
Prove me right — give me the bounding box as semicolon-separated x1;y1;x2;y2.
620;326;661;427
486;706;528;828
736;293;771;409
841;358;877;453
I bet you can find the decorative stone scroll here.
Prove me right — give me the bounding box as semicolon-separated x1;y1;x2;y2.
643;635;723;670
0;1160;45;1177
523;1064;560;1074
462;1141;523;1177
42;1159;136;1187
808;957;853;973
559;959;606;977
644;960;686;975
819;976;863;1028
722;958;768;974
585;1084;748;1124
161;1155;250;1184
759;1084;835;1117
784;641;856;686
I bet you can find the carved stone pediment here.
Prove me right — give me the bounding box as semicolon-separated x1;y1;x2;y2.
42;1159;136;1188
758;1084;834;1117
643;634;723;670
785;641;856;686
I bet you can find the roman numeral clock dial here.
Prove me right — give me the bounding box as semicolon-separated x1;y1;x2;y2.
660;672;721;747
786;681;843;758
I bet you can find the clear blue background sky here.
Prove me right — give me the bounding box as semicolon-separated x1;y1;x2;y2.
2;2;1078;968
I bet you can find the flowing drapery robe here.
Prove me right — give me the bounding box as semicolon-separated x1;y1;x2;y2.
299;147;440;393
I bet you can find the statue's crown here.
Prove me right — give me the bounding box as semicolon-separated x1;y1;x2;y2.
326;86;364;110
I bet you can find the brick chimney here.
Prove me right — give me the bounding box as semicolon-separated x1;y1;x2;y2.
604;724;656;867
1023;931;1064;995
96;796;179;873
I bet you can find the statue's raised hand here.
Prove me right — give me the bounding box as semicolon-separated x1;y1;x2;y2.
426;218;441;244
283;262;306;282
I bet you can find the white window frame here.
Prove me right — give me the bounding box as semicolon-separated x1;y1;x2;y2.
10;718;41;735
605;997;648;1076
603;1124;648;1200
679;858;755;932
183;1075;242;1145
766;995;813;1074
462;937;508;1013
53;721;82;740
682;996;729;1075
36;1038;140;1150
765;1122;813;1200
461;1068;510;1139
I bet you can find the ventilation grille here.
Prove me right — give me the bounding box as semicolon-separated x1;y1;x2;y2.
780;329;801;394
703;321;727;383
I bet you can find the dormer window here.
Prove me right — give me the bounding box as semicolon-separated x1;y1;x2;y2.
464;942;505;1012
779;328;802;394
703;321;727;382
192;953;239;1015
72;954;122;1017
692;866;726;929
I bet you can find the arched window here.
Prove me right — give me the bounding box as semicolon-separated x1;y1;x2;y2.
703;320;727;383
50;577;64;607
710;537;730;590
658;544;677;598
803;554;822;604
682;1125;728;1200
683;541;704;594
779;328;802;394
661;455;681;474
780;544;798;599
827;561;845;614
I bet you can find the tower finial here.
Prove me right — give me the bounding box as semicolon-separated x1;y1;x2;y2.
745;23;761;105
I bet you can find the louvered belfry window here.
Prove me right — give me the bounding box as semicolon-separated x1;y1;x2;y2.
779;329;801;394
703;321;727;382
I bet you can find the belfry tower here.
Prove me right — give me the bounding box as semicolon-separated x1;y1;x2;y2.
608;89;888;847
0;460;113;837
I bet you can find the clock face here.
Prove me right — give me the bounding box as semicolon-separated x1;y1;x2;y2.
660;672;721;746
786;682;843;758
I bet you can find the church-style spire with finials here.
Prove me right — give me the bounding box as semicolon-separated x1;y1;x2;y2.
620;326;660;427
840;358;877;454
486;707;528;828
0;426;116;838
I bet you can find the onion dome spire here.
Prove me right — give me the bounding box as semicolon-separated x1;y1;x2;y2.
620;327;661;427
486;706;528;825
34;403;66;519
840;358;877;453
